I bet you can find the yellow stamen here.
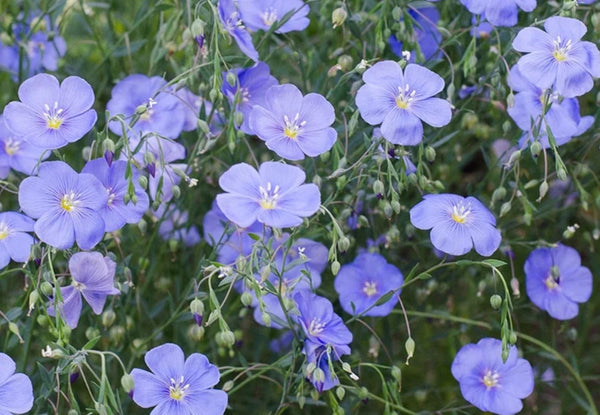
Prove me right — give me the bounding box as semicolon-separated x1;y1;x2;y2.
363;281;378;297
47;117;63;129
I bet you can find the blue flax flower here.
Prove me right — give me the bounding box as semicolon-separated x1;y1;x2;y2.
82;158;149;232
0;115;49;178
356;61;451;145
334;252;404;317
18;161;107;250
222;62;279;134
4;74;97;149
156;207;202;247
294;291;352;359
107;74;186;139
218;0;259;61
237;0;309;33
389;7;442;62
216;162;320;228
524;244;592;320
507;64;592;142
47;252;119;328
513;16;600;98
0;353;34;414
410;194;501;256
460;0;536;27
0;212;34;269
131;343;227;415
249;84;337;160
451;338;534;415
306;345;343;393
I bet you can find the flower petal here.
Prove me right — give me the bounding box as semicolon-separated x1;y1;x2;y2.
218;163;261;198
355;84;395;125
58;76;95;116
130;369;168;408
544;16;587;42
71;209;105;250
17;73;60;113
404;64;445;98
410;98;451;127
144;343;186;382
183;354;220;390
0;373;33;413
430;221;473;256
185;389;228;415
380;108;424;145
216;194;261;228
469;222;501;256
34;210;75;250
512;28;552;53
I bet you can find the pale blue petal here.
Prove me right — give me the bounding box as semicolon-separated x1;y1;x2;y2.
185;390;228;415
130;369;167;408
512;27;552;53
470;222;501;256
144;343;185;382
410;98;451;127
404;64;445;99
219;163;261;197
380;108;423;145
216;194;261;228
430;221;472;256
35;210;75;249
544;16;587;42
355;84;395;125
0;373;34;413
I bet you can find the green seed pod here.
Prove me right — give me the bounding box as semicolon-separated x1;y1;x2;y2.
332;7;347;28
188;325;205;341
373;180;384;195
331;261;341;276
490;294;502;310
425;146;436;162
190;298;205;316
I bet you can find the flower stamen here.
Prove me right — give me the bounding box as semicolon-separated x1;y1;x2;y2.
43;101;65;130
169;376;190;401
451;202;471;224
396;84;416;109
362;281;378;297
482;369;500;389
259;182;281;210
283;113;305;140
60;191;79;212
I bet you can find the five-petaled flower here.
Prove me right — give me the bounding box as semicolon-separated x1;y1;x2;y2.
334;252;404;317
513;16;600;97
409;193;501;256
356;61;451;145
525;244;593;320
18;161;108;250
250;84;337;160
131;343;227;415
216;161;321;228
0;353;34;415
47;252;120;329
218;0;259;61
4;73;97;149
451;338;534;415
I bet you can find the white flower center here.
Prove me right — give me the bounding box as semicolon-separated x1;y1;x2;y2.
362;281;378;297
482;369;500;389
0;222;10;240
4;137;21;155
395;84;416;109
308;317;325;336
240;87;251;103
283;113;306;140
259;182;280;210
72;280;86;291
261;8;278;27
169;376;190;401
106;187;116;206
43;101;65;130
60;191;80;212
552;36;573;62
450;202;471;224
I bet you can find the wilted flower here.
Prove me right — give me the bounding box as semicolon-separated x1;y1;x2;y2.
524;244;593;320
216;162;320;228
47;252;119;328
356;61;451;145
409;193;501;256
4;74;97;149
451;338;534;415
249;84;337;160
237;0;309;33
0;212;34;269
18;161;107;250
513;16;600;97
0;352;34;414
131;343;227;415
82;158;149;232
334;252;404;317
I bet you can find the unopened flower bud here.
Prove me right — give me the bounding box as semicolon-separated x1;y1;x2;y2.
337;236;350;252
188;324;205;341
405;337;415;365
332;7;347;28
391;365;402;381
336;386;345;400
530;141;542;158
102;309;116;328
425;146;436;162
331;260;341;276
121;373;135;394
